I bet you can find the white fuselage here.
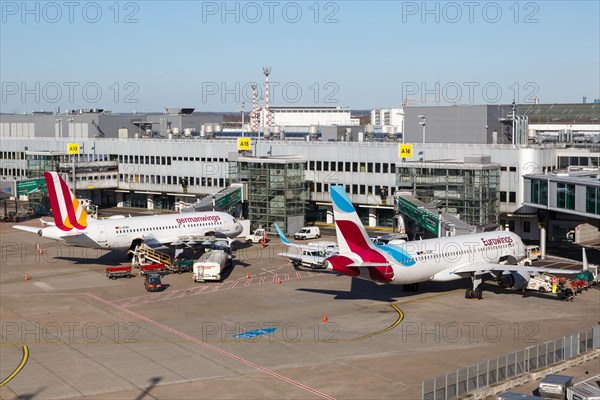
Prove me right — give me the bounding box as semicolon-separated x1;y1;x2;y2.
36;211;243;250
344;231;525;285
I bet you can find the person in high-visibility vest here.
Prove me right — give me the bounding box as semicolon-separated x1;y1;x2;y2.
551;276;558;294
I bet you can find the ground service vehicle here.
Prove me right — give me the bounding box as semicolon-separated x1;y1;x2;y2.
245;228;267;244
527;274;553;293
105;266;132;280
286;249;327;269
193;250;231;282
525;245;542;261
294;226;320;240
144;274;164;292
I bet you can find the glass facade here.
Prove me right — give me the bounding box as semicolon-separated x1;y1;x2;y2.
230;158;307;233
26;154;62;178
530;179;548;205
586;187;600;215
397;163;500;226
556;183;575;210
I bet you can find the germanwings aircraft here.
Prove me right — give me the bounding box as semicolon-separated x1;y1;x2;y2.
324;186;581;299
13;172;243;252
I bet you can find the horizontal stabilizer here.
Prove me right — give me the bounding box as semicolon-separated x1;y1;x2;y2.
348;262;391;268
12;225;41;234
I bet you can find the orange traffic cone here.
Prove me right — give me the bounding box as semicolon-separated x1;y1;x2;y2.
322;313;328;323
261;236;266;247
277;278;281;284
246;273;250;280
24;274;29;282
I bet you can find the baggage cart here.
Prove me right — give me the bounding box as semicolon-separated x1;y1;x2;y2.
105;266;132;280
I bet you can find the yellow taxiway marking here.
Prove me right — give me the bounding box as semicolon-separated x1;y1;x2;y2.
0;345;29;387
347;304;404;342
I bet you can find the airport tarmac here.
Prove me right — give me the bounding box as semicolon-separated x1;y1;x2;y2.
1;219;599;400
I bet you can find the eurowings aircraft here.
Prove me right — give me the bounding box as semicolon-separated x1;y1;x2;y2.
324;186;581;299
13;172;243;252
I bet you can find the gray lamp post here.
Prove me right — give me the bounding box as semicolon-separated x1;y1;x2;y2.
418;115;426;161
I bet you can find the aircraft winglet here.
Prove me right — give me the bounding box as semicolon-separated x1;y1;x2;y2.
274;223;290;245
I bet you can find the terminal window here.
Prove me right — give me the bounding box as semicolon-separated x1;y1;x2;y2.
557;183;575;210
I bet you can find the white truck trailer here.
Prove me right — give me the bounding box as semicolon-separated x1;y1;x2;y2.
193;250;231;282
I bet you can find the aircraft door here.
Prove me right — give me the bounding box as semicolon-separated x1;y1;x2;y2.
98;223;107;243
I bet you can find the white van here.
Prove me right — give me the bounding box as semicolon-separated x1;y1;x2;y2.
294;226;320;240
525;245;541;261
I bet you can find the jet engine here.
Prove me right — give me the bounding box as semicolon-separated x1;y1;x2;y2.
498;270;530;290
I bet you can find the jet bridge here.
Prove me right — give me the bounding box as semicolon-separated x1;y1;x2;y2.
396;194;473;238
181;185;243;212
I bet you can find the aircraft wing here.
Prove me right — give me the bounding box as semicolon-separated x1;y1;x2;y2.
145;232;226;248
274;223;337;254
279;251;327;267
451;262;582;276
278;251;304;262
274;223;310;249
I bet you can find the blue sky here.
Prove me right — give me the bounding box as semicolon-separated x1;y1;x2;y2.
1;1;599;112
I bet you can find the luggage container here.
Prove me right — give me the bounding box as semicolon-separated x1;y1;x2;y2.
496;392;544;400
139;263;168;276
168;259;194;274
538;374;573;399
567;382;600;400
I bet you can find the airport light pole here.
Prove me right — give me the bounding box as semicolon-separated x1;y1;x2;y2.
241;101;245;138
55;117;63;138
418;115;426;161
13;177;18;221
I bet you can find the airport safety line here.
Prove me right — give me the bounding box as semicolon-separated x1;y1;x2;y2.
0;345;29;387
347;304;404;342
85;293;337;400
559;263;579;270
111;270;332;307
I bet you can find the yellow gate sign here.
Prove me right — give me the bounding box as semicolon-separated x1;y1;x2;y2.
237;137;251;151
67;143;80;154
399;144;413;158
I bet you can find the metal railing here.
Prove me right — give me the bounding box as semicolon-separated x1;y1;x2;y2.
422;326;600;400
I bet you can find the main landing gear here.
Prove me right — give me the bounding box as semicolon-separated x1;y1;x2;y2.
465;274;484;300
403;283;419;292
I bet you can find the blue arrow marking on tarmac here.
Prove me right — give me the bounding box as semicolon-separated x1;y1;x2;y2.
233;328;277;339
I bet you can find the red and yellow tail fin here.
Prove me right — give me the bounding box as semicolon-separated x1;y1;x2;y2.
44;172;88;232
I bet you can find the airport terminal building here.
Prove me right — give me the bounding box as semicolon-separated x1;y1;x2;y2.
1;104;598;240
